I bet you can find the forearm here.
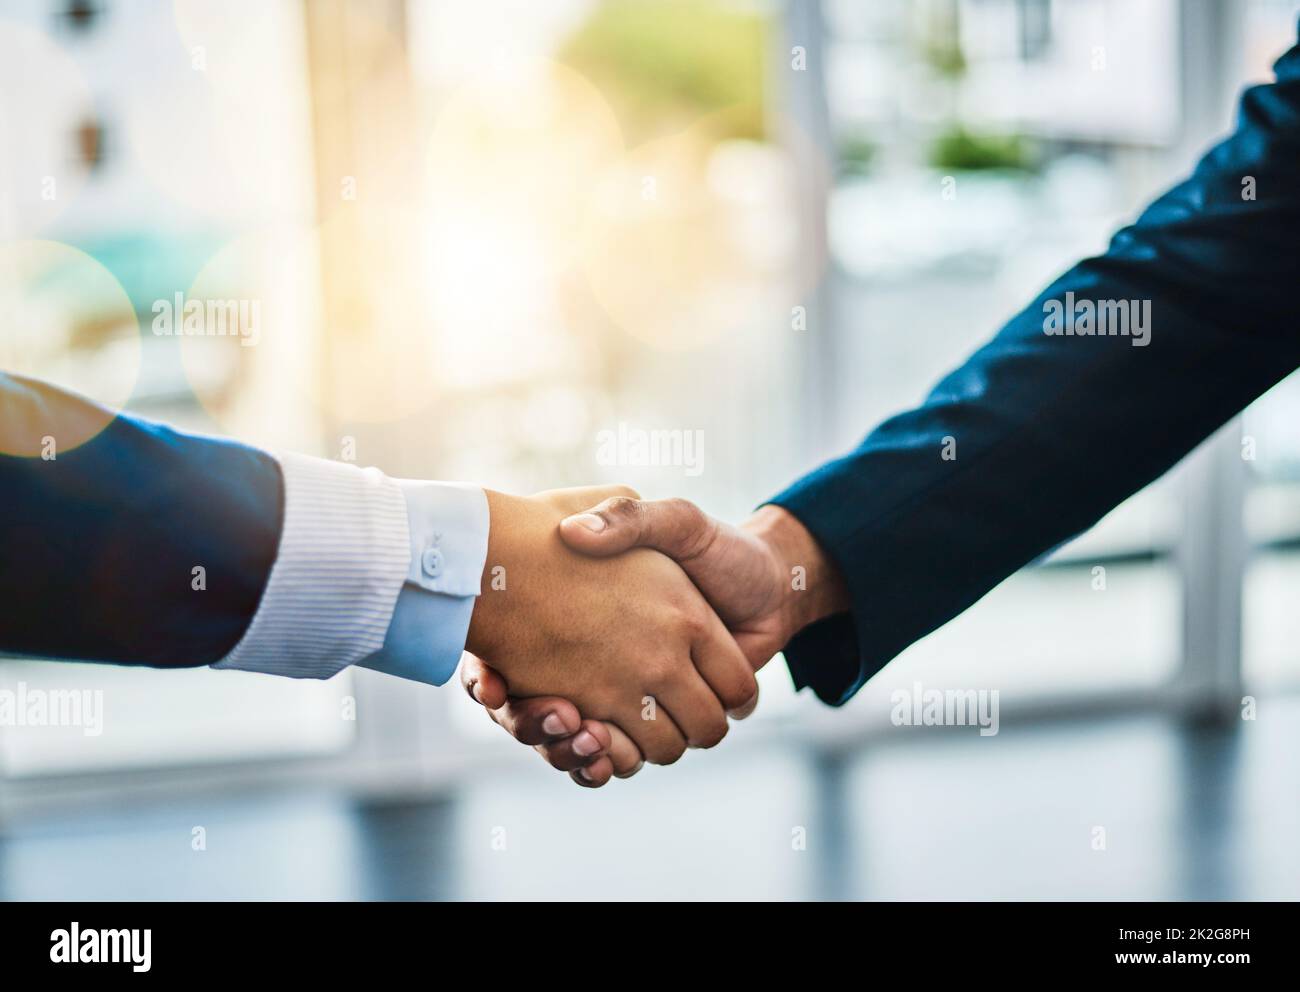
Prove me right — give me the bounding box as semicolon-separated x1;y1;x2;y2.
771;53;1300;704
1;372;486;683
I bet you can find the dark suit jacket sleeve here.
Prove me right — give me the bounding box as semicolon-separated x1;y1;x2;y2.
0;373;282;668
770;34;1300;705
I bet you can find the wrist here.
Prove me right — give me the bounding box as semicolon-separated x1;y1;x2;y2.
465;489;519;661
745;504;849;642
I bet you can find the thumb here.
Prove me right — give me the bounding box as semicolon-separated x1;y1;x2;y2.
460;653;509;710
559;497;714;561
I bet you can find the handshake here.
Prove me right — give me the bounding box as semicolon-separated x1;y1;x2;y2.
458;486;849;788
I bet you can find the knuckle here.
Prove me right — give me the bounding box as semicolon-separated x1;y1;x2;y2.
602;495;643;523
657;740;687;766
662;498;714;559
612;750;642;775
723;673;759;712
679;607;709;640
615;758;645;779
647;736;686;765
691;717;728;750
643;657;679;693
662;497;703;524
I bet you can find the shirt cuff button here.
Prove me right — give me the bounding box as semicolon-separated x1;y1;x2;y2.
420;546;444;579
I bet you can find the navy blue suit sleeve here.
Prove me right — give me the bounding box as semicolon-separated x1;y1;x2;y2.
0;373;282;668
771;36;1300;705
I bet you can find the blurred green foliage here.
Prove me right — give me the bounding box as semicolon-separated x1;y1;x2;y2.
915;0;966;79
837;134;877;177
921;38;967;78
561;0;768;143
930;126;1035;172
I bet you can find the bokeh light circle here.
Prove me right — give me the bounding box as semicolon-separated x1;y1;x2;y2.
580;113;805;351
0;240;141;457
179;216;448;442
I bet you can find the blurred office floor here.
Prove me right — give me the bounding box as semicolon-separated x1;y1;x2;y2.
1;694;1296;901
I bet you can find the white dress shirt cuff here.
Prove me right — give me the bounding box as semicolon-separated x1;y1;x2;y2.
213;452;410;680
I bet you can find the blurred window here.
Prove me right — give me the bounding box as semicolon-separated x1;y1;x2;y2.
0;0;352;778
819;0;1188;705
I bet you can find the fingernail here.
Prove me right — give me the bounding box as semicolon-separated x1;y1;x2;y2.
577;767;595;783
468;680;482;704
569;513;606;533
541;713;567;736
572;731;601;756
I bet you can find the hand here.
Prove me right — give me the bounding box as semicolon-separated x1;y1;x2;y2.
463;486;758;767
463;497;848;786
